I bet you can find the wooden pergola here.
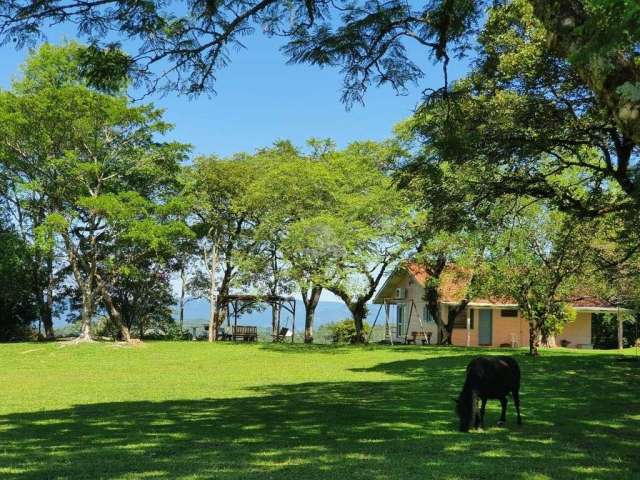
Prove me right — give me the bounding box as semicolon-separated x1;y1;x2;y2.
225;294;297;343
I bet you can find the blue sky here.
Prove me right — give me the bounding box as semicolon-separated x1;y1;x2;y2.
0;29;469;158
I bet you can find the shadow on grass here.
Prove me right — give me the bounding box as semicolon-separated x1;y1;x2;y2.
1;352;638;479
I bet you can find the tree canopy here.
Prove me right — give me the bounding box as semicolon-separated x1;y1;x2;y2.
1;1;636;114
0;43;191;341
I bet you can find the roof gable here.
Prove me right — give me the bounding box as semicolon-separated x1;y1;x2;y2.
374;262;477;304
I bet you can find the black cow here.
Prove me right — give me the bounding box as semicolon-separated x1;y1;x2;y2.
455;356;523;432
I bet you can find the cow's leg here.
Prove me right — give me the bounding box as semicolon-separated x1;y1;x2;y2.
513;390;522;425
479;397;487;429
497;396;507;425
472;396;481;429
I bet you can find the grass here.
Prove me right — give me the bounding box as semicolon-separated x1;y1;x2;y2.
0;342;638;480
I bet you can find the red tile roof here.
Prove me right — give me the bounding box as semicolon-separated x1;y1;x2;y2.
566;296;617;309
404;262;515;305
402;262;615;309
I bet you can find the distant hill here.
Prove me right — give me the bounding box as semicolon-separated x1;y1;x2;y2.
177;299;379;329
52;299;386;338
177;299;386;342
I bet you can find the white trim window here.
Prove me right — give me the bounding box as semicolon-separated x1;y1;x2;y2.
396;304;406;337
423;304;435;323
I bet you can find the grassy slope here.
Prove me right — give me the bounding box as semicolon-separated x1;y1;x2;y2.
0;343;638;480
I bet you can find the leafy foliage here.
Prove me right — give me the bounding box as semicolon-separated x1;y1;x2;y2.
481;205;595;354
325;318;372;344
0;227;38;340
403;0;639;222
0;43;191;340
0;0;481;103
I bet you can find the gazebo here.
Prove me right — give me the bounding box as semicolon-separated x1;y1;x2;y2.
224;294;296;343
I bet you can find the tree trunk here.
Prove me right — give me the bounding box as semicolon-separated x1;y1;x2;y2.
271;303;279;338
78;291;93;341
208;244;219;342
302;285;322;344
441;300;469;345
350;301;368;343
218;306;227;329
329;260;390;344
442;311;456;345
425;284;445;343
63;234;94;342
79;317;91;340
529;324;539;356
101;287;131;342
420;257;448;344
43;266;55;339
179;265;186;331
439;325;451;345
304;309;314;344
213;308;223;338
119;317;131;342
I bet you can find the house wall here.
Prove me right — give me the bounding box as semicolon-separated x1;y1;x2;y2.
491;310;529;347
451;312;478;346
448;309;592;348
449;307;528;347
392;275;439;340
555;312;592;347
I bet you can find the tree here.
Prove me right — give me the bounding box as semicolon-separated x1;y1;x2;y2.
245;140;339;343
236;147;297;338
403;0;639;227
108;262;175;339
189;139;409;344
172;230;200;332
282;216;344;343
320;142;412;342
3;1;636;243
411;229;486;345
0;43;87;339
483;205;595;355
184;155;263;341
393;126;515;344
0;0;472;101
0;43;190;341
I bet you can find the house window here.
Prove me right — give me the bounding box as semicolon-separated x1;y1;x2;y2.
396;304;406;336
452;308;474;329
423;305;435;323
501;309;518;318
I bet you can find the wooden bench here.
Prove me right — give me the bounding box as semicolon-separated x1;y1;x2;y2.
406;331;432;345
232;325;258;342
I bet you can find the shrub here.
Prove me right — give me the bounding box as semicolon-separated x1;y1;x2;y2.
162;322;192;341
142;321;192;340
325;319;371;344
0;323;36;342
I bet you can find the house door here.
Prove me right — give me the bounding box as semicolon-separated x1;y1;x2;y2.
478;309;493;346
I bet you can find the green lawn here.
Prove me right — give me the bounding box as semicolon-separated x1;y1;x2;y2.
1;343;638;479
